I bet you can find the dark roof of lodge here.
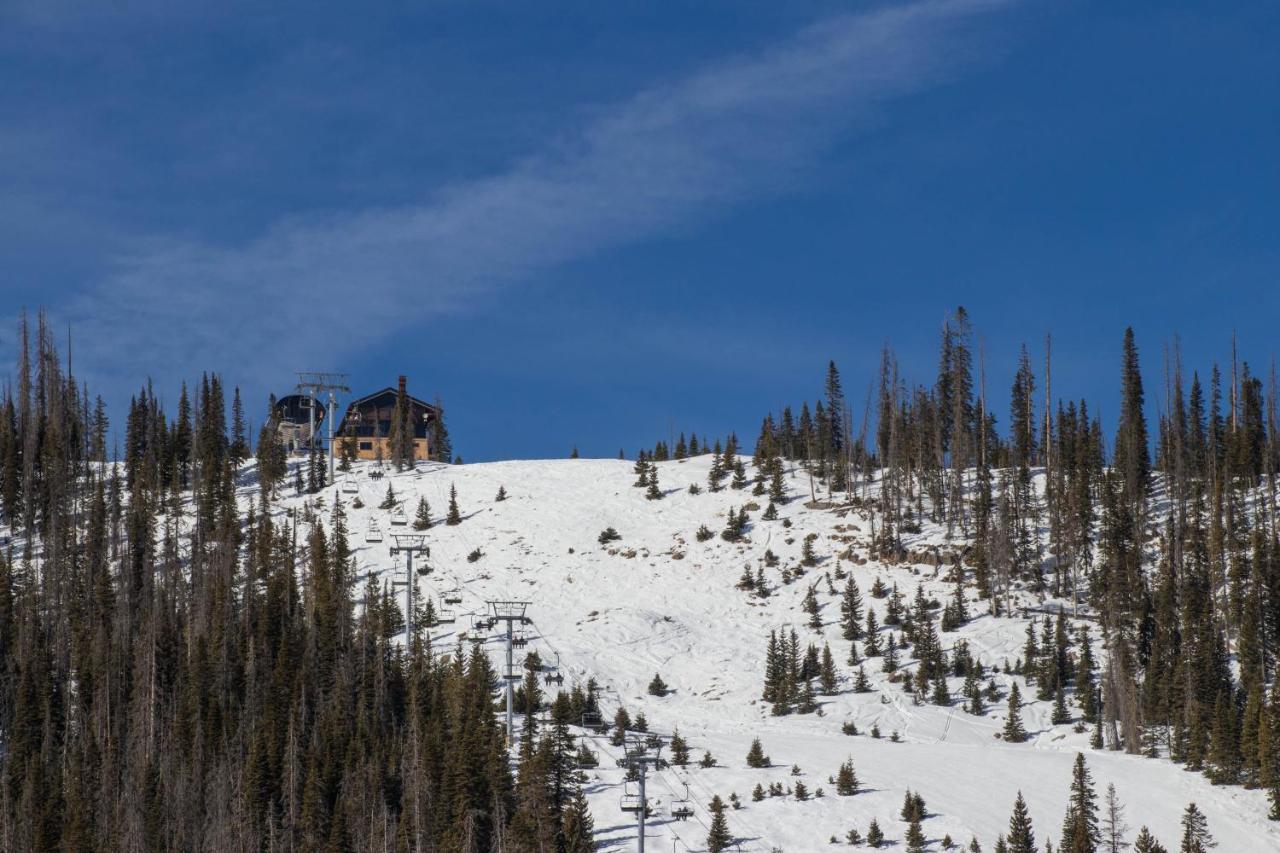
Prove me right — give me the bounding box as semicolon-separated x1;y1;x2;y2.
345;387;438;413
341;387;439;439
275;393;326;427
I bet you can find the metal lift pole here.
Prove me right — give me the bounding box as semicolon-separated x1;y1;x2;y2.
506;618;515;741
327;391;337;482
295;372;350;483
618;736;663;853
638;761;647;853
486;600;531;746
389;534;429;644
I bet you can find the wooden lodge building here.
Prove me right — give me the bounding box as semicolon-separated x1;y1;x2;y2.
340;376;439;461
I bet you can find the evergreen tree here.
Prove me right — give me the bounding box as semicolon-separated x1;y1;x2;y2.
1133;828;1168;853
1178;804;1215;852
562;782;596;853
1008;792;1036;853
905;815;927;853
706;795;732;852
1061;753;1100;853
835;757;859;795
1004;682;1029;743
413;496;431;530
646;464;663;500
446;482;462;525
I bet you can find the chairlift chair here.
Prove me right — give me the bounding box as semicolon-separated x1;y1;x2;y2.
390;507;408;527
365;520;383;544
542;652;564;684
444;587;463;605
342;478;358;494
512;631;529;649
436;598;456;624
581;711;606;733
670;783;694;821
619;783;644;814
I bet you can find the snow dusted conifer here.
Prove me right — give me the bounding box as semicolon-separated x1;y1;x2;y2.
412;496;431;530
1133;828;1167;853
1178;803;1214;852
1008;792;1036;853
446;483;462;525
1061;752;1100;853
646;464;662;500
867;818;885;847
820;644;838;693
835;758;859;795
841;576;864;640
562;781;596;853
706;796;732;852
906;815;927;853
1004;682;1028;742
746;738;770;768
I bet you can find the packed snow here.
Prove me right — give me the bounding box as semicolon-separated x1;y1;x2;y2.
264;455;1275;852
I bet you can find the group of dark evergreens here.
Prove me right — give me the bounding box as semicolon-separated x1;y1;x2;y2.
0;313;590;852
632;306;1280;841
4;300;1280;849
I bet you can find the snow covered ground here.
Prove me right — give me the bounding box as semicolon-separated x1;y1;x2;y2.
269;455;1275;852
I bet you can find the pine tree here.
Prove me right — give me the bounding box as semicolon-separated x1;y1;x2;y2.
413;496;431;530
562;782;596;853
906;815;927;853
1114;327;1150;507
1178;804;1215;852
867;818;885;848
1004;682;1028;742
1008;792;1036;853
841;576;864;640
646;464;663;500
706;795;732;852
820;643;839;693
446;482;462;525
670;728;691;766
835;758;859;795
1061;753;1100;853
1133;828;1168;853
647;672;668;696
1101;784;1130;853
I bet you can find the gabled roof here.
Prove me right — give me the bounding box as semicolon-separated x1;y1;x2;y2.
346;387;438;413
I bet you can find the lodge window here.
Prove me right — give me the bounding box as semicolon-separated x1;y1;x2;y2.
359;441;373;451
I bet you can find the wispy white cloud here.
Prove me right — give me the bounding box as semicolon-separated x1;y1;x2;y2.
59;0;1013;392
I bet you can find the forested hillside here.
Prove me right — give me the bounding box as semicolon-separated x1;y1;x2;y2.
1;306;1278;852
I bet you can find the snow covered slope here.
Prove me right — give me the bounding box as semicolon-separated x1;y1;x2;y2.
273;456;1276;852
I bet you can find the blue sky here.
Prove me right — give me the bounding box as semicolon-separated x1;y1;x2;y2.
1;1;1277;460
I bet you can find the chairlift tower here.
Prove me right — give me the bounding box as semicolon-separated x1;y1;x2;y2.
389;534;429;641
617;735;665;853
296;371;351;482
487;600;532;745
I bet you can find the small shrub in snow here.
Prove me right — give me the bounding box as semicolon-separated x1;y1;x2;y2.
597;527;621;545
